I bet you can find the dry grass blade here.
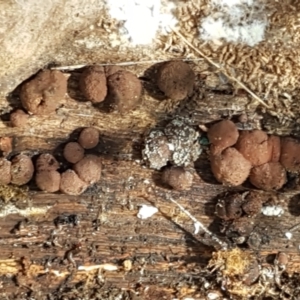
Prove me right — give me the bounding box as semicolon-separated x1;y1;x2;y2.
51;58;205;71
168;196;228;250
173;29;270;109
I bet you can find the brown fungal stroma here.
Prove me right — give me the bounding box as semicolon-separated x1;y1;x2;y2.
63;142;85;164
60;169;88;196
235;130;270;167
73;155;101;185
0;158;11;185
35;170;61;193
249;162;286;191
20;70;67;115
280;137;300;173
36;153;60;171
78;127;99;149
162;166;193;191
106;70;142;113
210;147;252;186
156;61;195;100
10;154;34;185
10;109;29;127
79;66;107;103
207;120;239;154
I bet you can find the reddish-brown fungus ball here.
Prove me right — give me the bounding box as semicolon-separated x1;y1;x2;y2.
79;66;107;103
10;109;29;127
10;154;34;185
162;166;193;191
20;70;67;115
60;169;88;195
0;137;13;156
249;162;286;191
280;137;300;173
106;70;142;113
63;142;84;164
36;153;60;171
156;61;195;100
268;135;281;163
35;170;61;193
0;158;11;185
235;130;270;166
207;120;239;154
210;147;252;186
78;127;99;149
73;155;101;185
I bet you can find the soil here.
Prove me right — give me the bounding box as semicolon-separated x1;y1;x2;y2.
1;61;300;299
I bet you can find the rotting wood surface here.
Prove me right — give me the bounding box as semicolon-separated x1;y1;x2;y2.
0;62;300;299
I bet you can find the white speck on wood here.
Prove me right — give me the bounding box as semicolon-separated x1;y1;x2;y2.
137;205;158;219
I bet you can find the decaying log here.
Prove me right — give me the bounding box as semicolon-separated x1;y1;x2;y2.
0;63;299;299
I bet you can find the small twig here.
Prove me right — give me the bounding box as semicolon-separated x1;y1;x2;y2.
51;58;204;71
172;28;270;109
168;196;228;250
288;222;300;232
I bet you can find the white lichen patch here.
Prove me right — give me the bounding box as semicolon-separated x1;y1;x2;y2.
137;205;158;219
261;205;284;217
0;203;50;218
106;0;178;45
199;0;267;46
142;118;202;169
285;232;292;240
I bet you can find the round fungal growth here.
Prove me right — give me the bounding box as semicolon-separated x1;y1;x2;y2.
0;137;13;156
242;191;263;217
162;166;193;191
249;162;286;191
63;142;84;164
235;130;270;167
104;66;122;77
20;70;67;115
0;158;11;185
280;137;300;173
10;154;34;185
268;135;281;163
215;193;244;220
35;170;61;193
156;61;195;100
79;66;107;103
73;155;101;185
207;120;239;154
143;130;171;170
10;109;29;127
60;169;88;195
106;70;142;113
36;153;60;171
78;127;99;149
210;147;252;186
